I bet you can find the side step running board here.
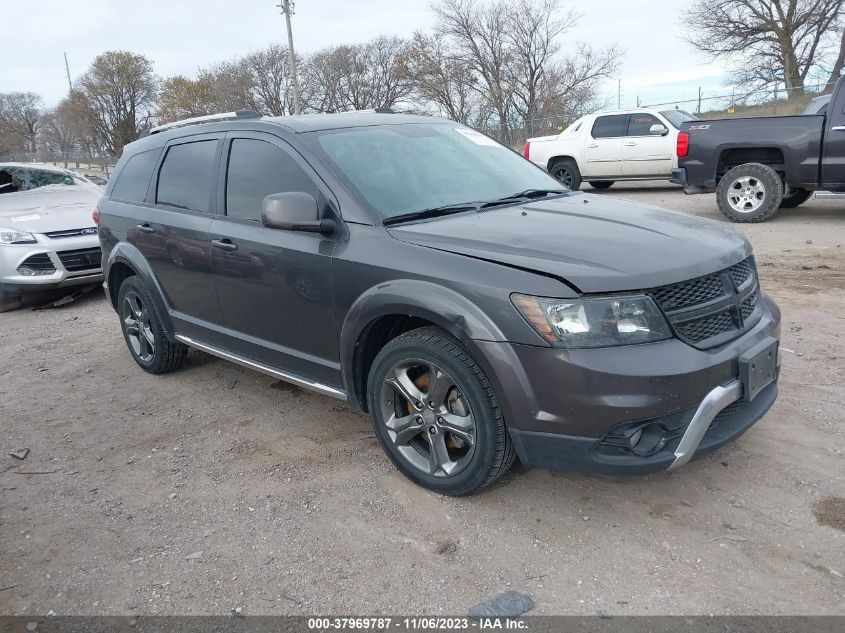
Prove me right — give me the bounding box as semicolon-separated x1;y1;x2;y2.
814;191;845;199
174;334;347;401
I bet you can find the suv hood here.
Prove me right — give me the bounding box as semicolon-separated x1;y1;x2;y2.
387;193;750;293
0;185;101;234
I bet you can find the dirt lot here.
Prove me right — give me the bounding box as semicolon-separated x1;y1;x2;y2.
1;185;844;616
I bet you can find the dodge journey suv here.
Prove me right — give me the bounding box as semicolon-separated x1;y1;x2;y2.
98;110;780;495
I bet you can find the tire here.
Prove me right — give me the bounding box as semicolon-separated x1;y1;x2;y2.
549;158;582;190
0;289;22;313
779;187;812;209
366;326;515;496
117;275;187;374
588;180;614;190
716;163;784;223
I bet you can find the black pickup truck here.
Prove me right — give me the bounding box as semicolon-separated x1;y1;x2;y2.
671;75;845;222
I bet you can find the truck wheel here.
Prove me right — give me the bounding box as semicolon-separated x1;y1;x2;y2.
588;181;614;190
550;158;582;190
779;188;812;209
716;163;784;223
367;326;516;496
117;275;187;374
0;289;22;313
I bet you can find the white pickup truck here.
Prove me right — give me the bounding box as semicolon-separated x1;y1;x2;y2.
524;109;697;190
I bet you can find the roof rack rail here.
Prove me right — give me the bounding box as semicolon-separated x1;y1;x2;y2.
149;110;262;135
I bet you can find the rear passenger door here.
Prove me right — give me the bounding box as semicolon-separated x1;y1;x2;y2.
209;132;341;388
621;112;674;176
131;133;225;336
584;115;627;177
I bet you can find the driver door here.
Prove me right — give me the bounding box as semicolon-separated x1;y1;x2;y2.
621;113;674;177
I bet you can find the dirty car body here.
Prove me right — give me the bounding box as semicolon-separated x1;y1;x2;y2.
98;111;780;494
0;163;103;310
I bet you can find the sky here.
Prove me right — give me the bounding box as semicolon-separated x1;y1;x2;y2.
1;0;729;111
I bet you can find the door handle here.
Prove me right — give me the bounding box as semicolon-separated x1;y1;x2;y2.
136;223;155;234
624;141;637;146
587;143;599;148
211;238;238;252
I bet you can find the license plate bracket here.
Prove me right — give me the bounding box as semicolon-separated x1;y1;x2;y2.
739;337;778;402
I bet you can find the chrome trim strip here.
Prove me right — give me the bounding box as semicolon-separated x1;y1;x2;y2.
668;379;742;470
174;334;347;401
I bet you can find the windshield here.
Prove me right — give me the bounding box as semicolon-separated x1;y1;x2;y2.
304;123;563;220
0;166;79;194
659;110;698;129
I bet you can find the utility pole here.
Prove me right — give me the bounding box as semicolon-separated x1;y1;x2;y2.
63;52;72;93
277;0;302;115
617;79;621;109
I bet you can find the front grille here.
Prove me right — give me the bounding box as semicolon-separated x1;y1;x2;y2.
45;227;98;239
57;247;102;272
19;253;56;272
649;257;760;348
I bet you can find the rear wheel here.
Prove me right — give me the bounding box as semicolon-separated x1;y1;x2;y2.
367;327;515;496
779;187;812;209
118;275;187;374
588;180;614;190
716;163;784;223
549;158;582;190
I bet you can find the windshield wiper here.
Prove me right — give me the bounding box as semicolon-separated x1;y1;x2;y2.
481;188;566;208
382;202;483;226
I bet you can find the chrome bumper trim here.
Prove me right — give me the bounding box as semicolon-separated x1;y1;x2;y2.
174;334;347;401
668;379;742;470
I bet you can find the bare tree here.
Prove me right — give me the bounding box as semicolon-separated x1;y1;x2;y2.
75;50;158;156
0;92;43;156
158;75;218;122
408;32;480;123
684;0;845;94
40;98;81;164
827;29;845;90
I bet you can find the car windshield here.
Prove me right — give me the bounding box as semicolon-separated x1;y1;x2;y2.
304;123;564;221
0;166;78;194
659;110;698;129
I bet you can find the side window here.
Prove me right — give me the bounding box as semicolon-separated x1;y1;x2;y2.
110;149;159;202
627;113;661;136
590;115;628;139
225;138;318;221
156;140;218;212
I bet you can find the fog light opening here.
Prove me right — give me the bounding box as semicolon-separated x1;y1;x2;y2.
628;423;668;456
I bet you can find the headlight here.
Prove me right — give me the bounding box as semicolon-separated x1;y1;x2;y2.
512;294;672;348
0;227;36;245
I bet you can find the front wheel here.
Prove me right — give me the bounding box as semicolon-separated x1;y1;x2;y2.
118;275;187;374
716;163;784;223
367;327;515;496
588;180;614;190
780;187;812;209
549;158;582;190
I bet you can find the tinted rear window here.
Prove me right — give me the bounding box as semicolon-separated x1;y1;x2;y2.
591;115;628;138
156;140;218;212
111;149;159;202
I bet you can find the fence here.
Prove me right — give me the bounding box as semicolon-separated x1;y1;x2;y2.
0;152;117;176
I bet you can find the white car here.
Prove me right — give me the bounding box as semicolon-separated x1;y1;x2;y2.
524;109;698;190
0;163;103;311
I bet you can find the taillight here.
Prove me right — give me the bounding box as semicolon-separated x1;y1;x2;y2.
523;141;531;159
92;208;100;225
676;132;689;158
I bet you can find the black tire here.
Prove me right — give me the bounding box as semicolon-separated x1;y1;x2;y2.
117;275;187;374
549;158;582;190
366;326;515;496
716;163;784;223
588;180;614;190
0;289;22;313
779;187;812;209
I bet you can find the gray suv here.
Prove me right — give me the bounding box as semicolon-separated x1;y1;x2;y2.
98;110;781;495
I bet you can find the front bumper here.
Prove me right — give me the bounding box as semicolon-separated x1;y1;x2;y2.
0;234;102;295
471;293;781;475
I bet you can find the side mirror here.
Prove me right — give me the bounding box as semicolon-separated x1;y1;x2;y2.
649;124;669;136
261;192;335;235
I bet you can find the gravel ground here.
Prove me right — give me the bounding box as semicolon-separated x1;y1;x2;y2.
1;184;843;616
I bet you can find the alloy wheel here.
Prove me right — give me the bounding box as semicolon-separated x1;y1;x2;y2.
122;291;155;363
727;176;766;214
553;166;573;188
378;359;476;477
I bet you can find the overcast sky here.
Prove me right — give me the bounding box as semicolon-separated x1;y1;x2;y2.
1;0;728;110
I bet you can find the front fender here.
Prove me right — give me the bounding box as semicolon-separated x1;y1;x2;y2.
105;242;174;337
338;279;511;401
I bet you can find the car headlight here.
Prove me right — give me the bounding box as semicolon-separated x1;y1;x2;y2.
512;294;672;348
0;227;36;245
